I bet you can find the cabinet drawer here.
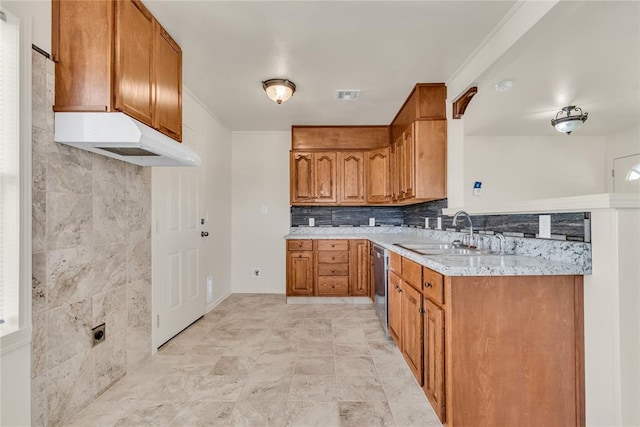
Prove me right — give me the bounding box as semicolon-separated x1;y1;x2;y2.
317;251;349;264
318;263;349;276
402;258;422;291
317;277;349;295
317;240;349;251
422;267;444;305
389;251;402;273
287;240;313;251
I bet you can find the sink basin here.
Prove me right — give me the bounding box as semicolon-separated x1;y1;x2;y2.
394;243;454;250
394;243;495;256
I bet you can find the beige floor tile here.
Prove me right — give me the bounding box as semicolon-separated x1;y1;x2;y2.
289;375;337;402
171;401;235;426
294;356;335;375
388;399;441;427
338;401;395;427
188;375;248;402
64;294;441;427
335;355;377;377
284;401;340;427
240;373;293;401
337;376;387;402
230;400;287;426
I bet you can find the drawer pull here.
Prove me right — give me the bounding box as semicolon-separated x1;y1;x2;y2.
331;257;335;260
425;282;433;288
331;244;335;247
331;269;335;273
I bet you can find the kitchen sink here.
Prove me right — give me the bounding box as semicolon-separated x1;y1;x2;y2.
393;243;495;256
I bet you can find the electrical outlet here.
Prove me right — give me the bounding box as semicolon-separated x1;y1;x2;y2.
252;268;261;278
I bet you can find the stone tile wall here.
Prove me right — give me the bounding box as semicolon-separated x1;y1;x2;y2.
30;49;152;426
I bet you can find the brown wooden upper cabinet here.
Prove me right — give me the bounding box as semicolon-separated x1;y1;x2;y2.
52;0;183;142
289;84;446;206
366;147;392;204
290;151;337;204
338;152;365;204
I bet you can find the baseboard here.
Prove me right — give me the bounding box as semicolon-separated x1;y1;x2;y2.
206;291;232;313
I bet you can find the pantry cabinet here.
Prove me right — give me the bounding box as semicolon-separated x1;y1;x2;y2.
52;0;183;141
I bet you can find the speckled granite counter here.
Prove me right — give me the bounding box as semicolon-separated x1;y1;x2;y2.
285;227;591;276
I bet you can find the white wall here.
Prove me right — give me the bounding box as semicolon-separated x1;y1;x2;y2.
463;136;608;207
1;343;31;426
3;1;50;53
585;208;640;426
184;90;233;308
231;132;290;294
605;125;640;192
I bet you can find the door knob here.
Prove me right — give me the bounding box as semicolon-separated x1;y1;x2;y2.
201;231;209;237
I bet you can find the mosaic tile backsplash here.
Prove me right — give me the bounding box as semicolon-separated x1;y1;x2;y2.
291;199;590;242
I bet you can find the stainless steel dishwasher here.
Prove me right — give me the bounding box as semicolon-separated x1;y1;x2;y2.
372;244;389;337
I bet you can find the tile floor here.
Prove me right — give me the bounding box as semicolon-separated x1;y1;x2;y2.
66;294;442;426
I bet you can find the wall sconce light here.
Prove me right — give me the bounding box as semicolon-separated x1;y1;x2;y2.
551;105;588;135
262;79;296;104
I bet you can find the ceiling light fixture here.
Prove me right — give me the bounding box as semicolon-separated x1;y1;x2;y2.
262;79;296;104
551;105;588;135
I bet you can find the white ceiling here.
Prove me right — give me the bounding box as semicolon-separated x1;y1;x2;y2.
462;1;640;137
145;1;516;131
145;1;640;136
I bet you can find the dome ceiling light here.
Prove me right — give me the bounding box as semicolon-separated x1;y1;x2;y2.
551;105;589;135
262;79;296;104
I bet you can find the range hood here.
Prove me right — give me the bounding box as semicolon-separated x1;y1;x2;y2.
54;112;201;167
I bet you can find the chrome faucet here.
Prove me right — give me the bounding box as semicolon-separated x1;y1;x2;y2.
452;210;474;247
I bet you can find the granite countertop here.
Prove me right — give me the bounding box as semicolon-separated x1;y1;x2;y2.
285;227;591;277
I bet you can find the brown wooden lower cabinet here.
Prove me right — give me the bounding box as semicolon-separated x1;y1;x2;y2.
423;297;445;421
285;248;314;296
401;281;423;385
286;239;370;297
387;271;403;345
443;274;585;427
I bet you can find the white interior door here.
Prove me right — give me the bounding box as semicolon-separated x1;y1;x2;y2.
613;154;640;194
153;126;207;347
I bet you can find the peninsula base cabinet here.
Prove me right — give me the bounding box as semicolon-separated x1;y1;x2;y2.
387;260;585;426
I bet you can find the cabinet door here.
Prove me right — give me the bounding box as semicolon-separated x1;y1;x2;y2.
286;251;314;296
401;282;423;385
52;0;114;112
402;124;415;199
366;147;391;204
314;152;337;203
424;298;445;423
395;135;405;200
349;240;370;296
338;152;365;204
388;271;403;346
115;0;154;126
153;21;182;141
291;152;315;203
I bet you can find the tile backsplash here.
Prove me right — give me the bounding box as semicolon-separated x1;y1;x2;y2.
291;199;589;242
31;48;152;426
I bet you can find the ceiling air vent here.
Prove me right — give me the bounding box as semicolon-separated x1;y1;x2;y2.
335;90;360;101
